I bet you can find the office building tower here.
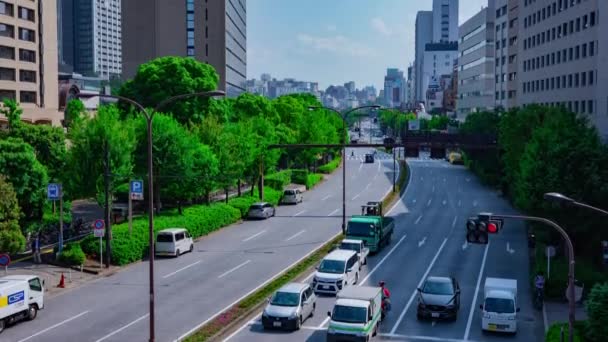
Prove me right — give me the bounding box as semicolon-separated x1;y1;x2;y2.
433;0;459;42
415;11;433;103
383;68;406;108
494;0;519;109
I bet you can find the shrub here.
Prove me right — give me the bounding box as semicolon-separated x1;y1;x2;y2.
587;283;608;341
291;169;308;185
318;157;341;174
546;321;585;342
227;196;258;218
59;242;86;266
265;170;292;190
306;174;323;189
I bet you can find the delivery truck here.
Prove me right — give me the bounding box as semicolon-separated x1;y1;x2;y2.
0;275;45;333
480;277;519;334
327;286;382;342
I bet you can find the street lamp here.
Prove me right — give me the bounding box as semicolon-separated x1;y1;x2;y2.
544;192;608;216
77;90;225;342
308;105;381;235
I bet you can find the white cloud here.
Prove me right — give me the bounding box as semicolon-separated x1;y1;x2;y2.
327;25;337;31
371;17;392;36
296;34;377;57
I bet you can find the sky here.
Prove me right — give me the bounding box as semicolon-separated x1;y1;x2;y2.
248;0;488;91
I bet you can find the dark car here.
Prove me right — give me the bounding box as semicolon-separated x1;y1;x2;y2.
417;276;461;321
364;154;374;163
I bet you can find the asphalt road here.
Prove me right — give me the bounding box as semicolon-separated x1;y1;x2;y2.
226;156;545;342
1;145;398;340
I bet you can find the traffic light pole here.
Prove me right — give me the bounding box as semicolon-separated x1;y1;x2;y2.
488;213;576;342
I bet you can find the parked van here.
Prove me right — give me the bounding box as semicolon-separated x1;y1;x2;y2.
312;250;359;295
155;228;194;257
0;275;45;333
480;277;519;334
281;189;303;205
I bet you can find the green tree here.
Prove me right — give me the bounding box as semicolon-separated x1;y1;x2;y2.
213;122;255;201
0;175;25;253
0;99;22;131
428;115;450;130
118;56;219;124
0;138;48;220
64;99;87;128
65;105;136;202
587;282;608;341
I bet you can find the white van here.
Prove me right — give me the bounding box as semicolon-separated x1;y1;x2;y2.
480;277;519;334
155;228;194;257
0;275;45;333
313;250;359;295
327;286;382;342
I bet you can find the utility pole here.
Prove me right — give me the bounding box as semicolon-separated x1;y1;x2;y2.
104;140;112;267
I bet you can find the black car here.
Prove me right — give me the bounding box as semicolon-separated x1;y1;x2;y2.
364;154;374;163
417;276;461;321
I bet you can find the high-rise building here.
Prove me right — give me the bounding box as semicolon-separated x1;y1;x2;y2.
122;0;247;97
494;0;519;110
0;0;61;125
422;42;458;110
384;68;406;108
432;0;459;42
519;0;607;137
415;11;433;103
457;2;496;119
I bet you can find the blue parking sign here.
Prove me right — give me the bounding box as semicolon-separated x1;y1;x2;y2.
130;180;144;200
47;183;61;200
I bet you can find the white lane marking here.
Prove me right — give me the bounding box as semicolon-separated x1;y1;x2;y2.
358;163;363;172
364;183;371;191
543;302;549;333
380;333;473;342
415;215;423;224
452;216;458;228
432;320;437;327
218;260;252;279
466;177;471;182
473;200;478;207
352;193;361;201
242;230;266;242
318;316;331;328
462;240;469;250
507;242;515;254
432;186;435;193
184;232;342;342
328;208;340;216
360;234;407;284
390;238;448;334
464;242;490;340
443;178;446;182
163;260;202;279
427;199;432;207
94;314;149;342
458;199;461;207
285;230;306;242
442;200;447;206
321;195;331;201
413;199;417;204
386;161;414;216
17;311;90;342
418;237;427;248
294;210;306;217
222;319;259;341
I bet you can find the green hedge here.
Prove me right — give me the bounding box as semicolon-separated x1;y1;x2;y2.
227;196;258;218
59;242;86;266
82;203;241;265
265;170;292;190
318;157;341;174
546;321;586;342
291;169;308;185
306;174;323;189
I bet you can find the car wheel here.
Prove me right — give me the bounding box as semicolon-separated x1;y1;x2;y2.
310;303;316;317
175;249;180;257
295;316;302;330
363;257;367;265
354;273;359;285
27;305;37;320
189;244;194;253
0;319;4;333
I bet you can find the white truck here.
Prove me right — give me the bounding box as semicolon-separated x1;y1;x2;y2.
480;277;519;334
327;286;382;342
0;275;45;333
338;239;369;268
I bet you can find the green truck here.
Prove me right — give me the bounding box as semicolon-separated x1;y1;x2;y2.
345;202;394;254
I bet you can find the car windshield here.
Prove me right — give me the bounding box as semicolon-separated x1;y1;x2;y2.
346;222;375;237
318;259;345;274
156;234;173;243
249;204;263;210
340;243;360;252
331;305;367;324
270;291;299;307
284;190;295;195
484;298;515;314
422;280;454;295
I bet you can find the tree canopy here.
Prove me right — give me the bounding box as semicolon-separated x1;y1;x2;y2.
0;175;25;253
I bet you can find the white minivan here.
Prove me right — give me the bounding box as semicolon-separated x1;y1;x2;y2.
313;250;360;295
155;228;194;257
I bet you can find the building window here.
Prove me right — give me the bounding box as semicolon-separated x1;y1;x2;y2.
0;89;15;101
19;69;36;83
590;41;595;56
582;100;586;113
582;72;586;86
590;12;596;27
575;45;580;59
19;48;35;62
18;6;34;22
589;71;594;85
588;100;593;114
575;73;579;87
0;45;14;59
0;1;13;16
582;43;587;58
0;23;13;38
19;91;35;103
0;67;14;81
18;28;35;42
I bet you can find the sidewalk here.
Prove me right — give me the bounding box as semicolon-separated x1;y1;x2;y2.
543;300;588;332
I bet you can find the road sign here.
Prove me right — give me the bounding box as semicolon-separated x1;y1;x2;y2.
93;219;106;237
408;119;420;131
47;183;61;200
130;180;144;200
0;254;10;267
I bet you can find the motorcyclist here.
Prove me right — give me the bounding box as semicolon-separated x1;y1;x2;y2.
535;270;545;303
379;281;391;317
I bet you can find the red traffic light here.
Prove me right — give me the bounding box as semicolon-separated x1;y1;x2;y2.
488;222;498;234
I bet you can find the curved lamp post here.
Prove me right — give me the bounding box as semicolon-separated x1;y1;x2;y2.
77;90;225;342
308;105;381;235
544;192;608;216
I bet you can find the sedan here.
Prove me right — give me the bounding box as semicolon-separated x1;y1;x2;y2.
417;276;460;321
247;202;276;219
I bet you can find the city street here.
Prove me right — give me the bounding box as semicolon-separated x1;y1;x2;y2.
226;157;545;342
1;137;398;342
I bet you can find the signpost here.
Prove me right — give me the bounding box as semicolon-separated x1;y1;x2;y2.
94;220;105;269
0;254;10;275
47;184;64;255
546;245;556;278
129;180;144;234
408;119;420;132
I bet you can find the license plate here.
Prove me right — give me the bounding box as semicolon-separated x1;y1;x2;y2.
488;324;497;330
273;322;281;327
431;313;440;318
322;285;329;289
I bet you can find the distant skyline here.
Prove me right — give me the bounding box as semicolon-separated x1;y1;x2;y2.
248;0;488;90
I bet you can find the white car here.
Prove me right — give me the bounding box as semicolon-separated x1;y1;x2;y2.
281;189;303;205
313;250;360;295
155;228;194;257
247;202;276;219
262;282;316;330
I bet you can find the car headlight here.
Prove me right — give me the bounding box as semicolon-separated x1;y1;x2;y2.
327;327;336;334
262;311;269;318
289;311;298;319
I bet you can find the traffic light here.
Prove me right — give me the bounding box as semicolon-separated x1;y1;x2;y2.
466;217;488;244
478;212;503;234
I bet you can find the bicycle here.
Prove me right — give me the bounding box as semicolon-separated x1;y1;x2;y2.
533;287;544;310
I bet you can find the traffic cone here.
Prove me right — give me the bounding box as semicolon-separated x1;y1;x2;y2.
57;273;65;288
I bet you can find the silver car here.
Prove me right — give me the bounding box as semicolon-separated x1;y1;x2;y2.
262;282;317;330
247;202;276;219
281;189;303;205
417;276;461;321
